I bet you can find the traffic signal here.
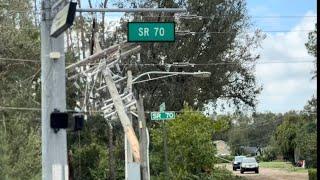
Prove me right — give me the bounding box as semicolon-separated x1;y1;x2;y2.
73;114;84;131
50;110;69;133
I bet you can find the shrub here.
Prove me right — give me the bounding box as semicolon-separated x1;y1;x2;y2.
308;169;317;180
260;146;277;162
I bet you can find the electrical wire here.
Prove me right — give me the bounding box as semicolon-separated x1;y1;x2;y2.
2;10;317;19
0;25;39;30
175;30;314;35
0;57;315;65
138;15;317;19
0;57;40;63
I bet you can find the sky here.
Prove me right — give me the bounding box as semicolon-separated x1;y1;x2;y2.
80;0;317;114
246;0;317;113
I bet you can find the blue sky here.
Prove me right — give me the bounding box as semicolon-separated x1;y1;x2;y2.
247;0;316;30
245;0;317;113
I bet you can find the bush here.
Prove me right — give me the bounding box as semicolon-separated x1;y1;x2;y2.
209;167;246;180
150;107;217;179
260;146;277;162
308;169;317;180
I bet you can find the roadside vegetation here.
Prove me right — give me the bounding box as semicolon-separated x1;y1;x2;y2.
259;161;308;173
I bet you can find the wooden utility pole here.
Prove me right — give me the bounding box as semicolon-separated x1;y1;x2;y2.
125;70;134;179
41;0;68;179
103;68;141;162
137;95;150;180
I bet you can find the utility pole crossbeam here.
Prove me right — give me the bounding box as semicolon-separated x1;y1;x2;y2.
41;0;68;179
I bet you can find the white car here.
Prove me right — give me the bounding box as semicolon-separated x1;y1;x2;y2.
240;157;259;174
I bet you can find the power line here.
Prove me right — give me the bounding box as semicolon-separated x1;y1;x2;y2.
155;15;317;19
0;25;39;30
176;30;314;35
0;57;314;65
3;10;317;19
120;60;315;67
0;106;41;111
0;57;40;63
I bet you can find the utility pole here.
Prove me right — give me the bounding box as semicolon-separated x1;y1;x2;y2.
137;95;150;180
64;7;186;180
125;70;134;179
41;0;68;179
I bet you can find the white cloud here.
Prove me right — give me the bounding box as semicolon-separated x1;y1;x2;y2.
255;11;317;113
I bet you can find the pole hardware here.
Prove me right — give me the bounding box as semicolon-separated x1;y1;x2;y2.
50;109;68;133
50;109;85;133
49;52;61;60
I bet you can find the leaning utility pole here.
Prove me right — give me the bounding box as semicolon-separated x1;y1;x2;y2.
137;95;150;180
41;0;68;179
125;70;134;179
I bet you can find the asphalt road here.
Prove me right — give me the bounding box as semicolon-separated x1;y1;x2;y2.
220;164;308;180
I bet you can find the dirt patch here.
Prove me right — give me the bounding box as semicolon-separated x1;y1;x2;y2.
217;164;308;180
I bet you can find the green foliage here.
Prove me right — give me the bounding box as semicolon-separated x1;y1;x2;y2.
308;169;317;180
272;99;317;167
260;146;277;162
71;142;109;180
150;106;218;179
209;168;246;180
118;0;264;111
274;113;300;162
305;23;317;78
295;124;317;168
213;115;232;141
259;161;308;173
226;112;281;155
0;0;41;179
149;107;242;179
67;115;127;179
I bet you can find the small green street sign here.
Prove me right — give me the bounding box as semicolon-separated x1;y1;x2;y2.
159;102;166;112
151;111;176;121
127;22;175;42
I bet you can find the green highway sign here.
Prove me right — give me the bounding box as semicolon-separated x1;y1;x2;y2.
127;22;175;42
151;111;176;121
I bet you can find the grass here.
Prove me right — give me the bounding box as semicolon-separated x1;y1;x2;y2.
259;161;308;173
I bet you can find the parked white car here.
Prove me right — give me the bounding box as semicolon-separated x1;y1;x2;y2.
240;157;259;174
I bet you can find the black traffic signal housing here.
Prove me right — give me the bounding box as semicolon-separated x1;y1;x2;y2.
50;109;69;133
73;114;84;131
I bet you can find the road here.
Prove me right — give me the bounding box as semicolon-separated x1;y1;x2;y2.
219;164;308;180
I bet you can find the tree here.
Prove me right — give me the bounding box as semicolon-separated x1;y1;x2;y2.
0;0;41;178
226;112;281;155
305;23;317;79
114;0;264;112
274;112;303;163
150;106;218;179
